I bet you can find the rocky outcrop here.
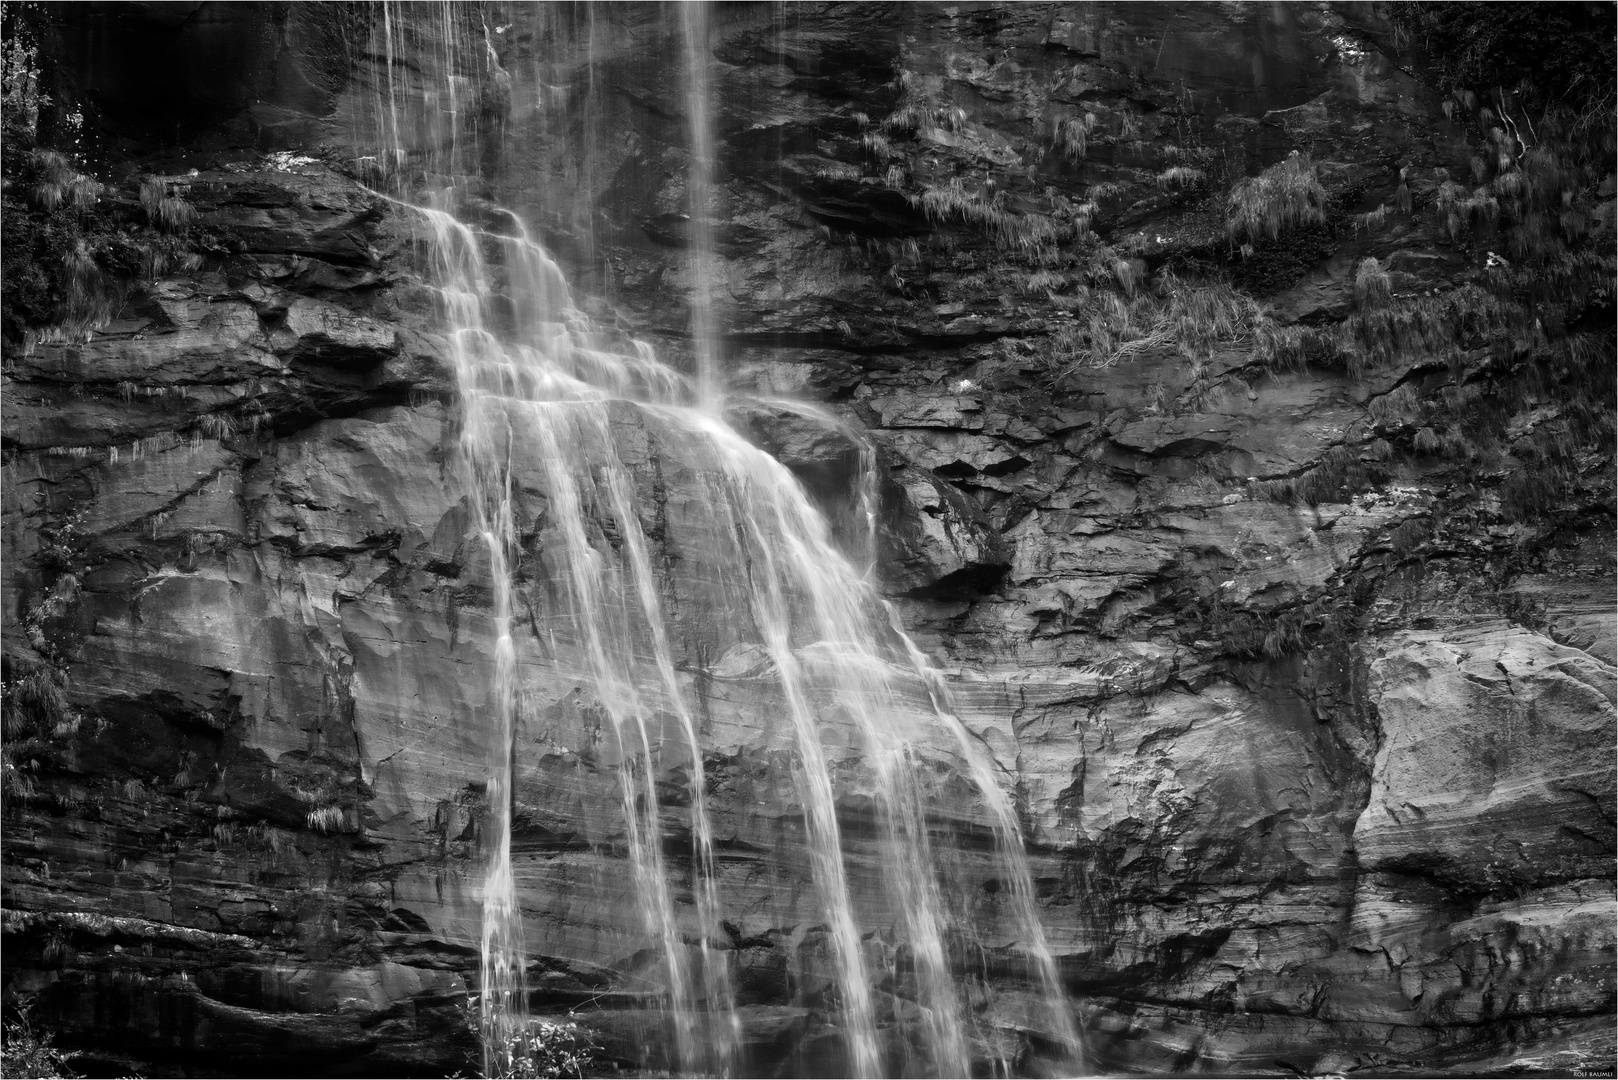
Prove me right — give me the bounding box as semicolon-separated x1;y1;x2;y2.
3;2;1613;1078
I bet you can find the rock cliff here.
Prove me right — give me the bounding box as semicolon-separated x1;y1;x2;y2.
2;2;1613;1077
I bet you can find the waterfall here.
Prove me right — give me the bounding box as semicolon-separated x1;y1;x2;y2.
682;0;723;405
355;5;1081;1076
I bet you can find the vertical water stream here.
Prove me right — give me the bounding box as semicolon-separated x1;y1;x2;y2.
682;0;722;405
359;5;1080;1076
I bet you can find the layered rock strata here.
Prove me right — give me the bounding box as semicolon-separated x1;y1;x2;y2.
2;2;1613;1076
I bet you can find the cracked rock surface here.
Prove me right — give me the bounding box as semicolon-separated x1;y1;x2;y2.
2;2;1612;1076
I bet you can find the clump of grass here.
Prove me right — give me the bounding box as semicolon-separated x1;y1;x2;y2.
1351;203;1390;234
1079;291;1153;367
4;671;68;738
1118;110;1144;145
1053;112;1098;161
1059;268;1258;373
1111;256;1143;295
247;821;290;858
172;749;197;789
306;804;345;833
2;669;79;806
1252;316;1336;372
1155;165;1206;189
211;820;236;845
906;179;1067;252
881;102;966;138
29;151;102;212
1226;153;1328;243
55;237;122;339
1021;269;1068;294
1342;285;1522;374
1;754;38;804
1395;175;1413;214
861;131;892;164
192;412;238;444
139;176;197;234
294;772;350;833
1254;285;1525;378
1162;273;1259;362
1052;193;1097;239
1434;179;1499;240
1354;256;1392;309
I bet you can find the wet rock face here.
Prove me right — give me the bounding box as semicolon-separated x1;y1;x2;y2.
4;2;1615;1077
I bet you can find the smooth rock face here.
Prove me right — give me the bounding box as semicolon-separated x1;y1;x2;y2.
3;3;1614;1078
1356;627;1616;891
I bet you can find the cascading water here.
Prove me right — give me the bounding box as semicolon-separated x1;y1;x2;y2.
354;4;1082;1076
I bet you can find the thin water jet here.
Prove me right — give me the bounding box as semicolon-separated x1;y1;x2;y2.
682;0;723;407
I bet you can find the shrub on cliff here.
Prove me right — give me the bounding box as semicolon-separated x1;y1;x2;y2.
1;0;45;146
0;4;213;344
0;5;111;344
1242;2;1613;525
1391;1;1616;127
514;1021;597;1078
2;160;216;343
0;192;64;339
1;1009;75;1079
483;1019;598;1079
